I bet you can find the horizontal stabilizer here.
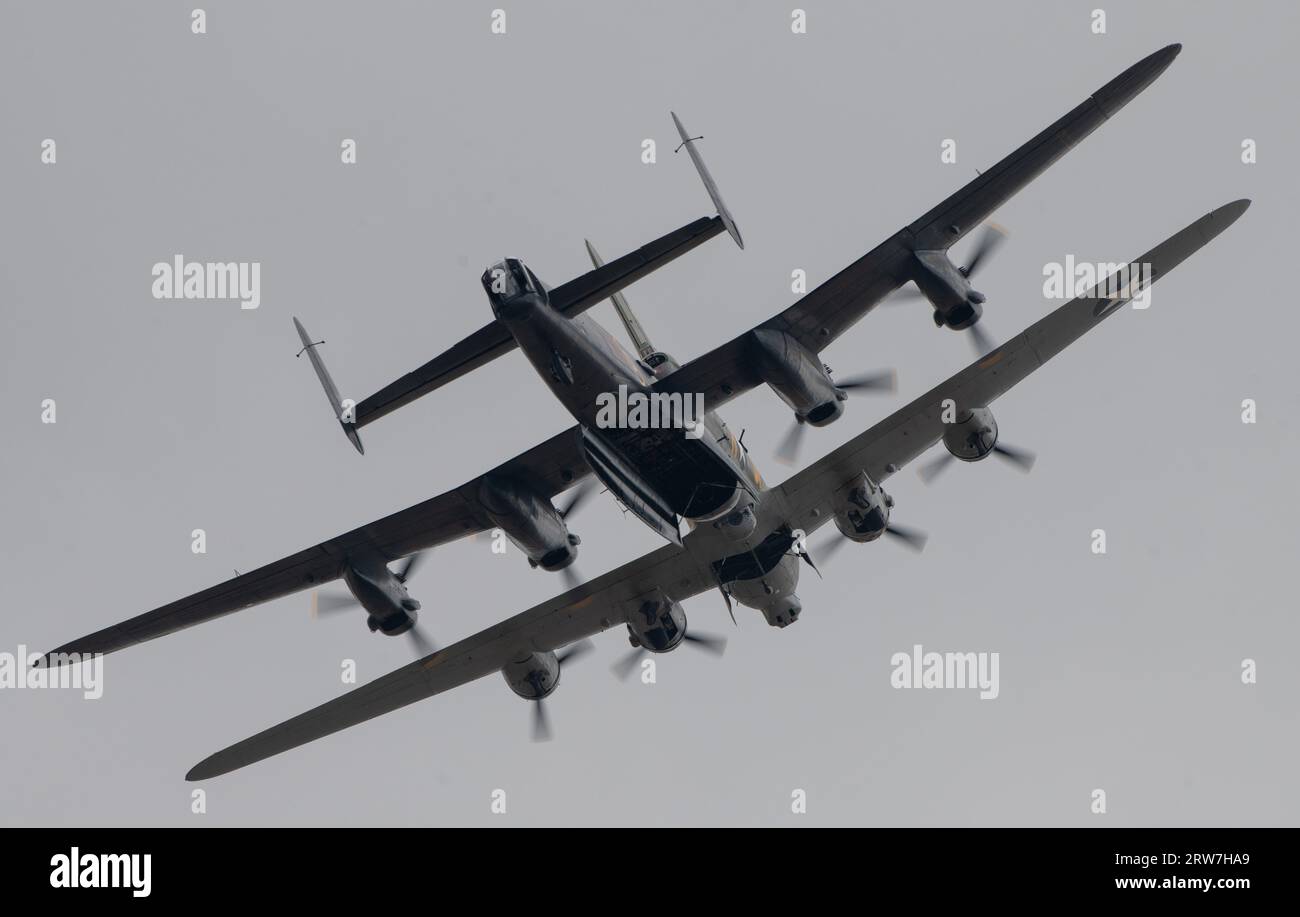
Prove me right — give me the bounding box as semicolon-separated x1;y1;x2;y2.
294;317;364;454
351;216;725;431
672;111;743;249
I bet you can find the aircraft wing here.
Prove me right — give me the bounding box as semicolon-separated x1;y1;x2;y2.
40;426;593;663
184;198;1248;779
653;44;1182;414
777;199;1250;527
187;540;717;780
352;216;726;430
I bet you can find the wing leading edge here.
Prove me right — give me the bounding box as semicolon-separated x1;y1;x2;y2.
187;541;714;780
39;426;592;664
654;44;1183;415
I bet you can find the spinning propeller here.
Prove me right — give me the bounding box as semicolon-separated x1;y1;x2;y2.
959;223;1007;281
555;479;597;590
774;368;897;467
890;223;1008;356
531;639;595;742
609;630;728;681
811;520;930;565
917;441;1037;485
311;551;438;658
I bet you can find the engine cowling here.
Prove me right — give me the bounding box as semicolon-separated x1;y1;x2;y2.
477;475;579;571
501;651;560;700
943;407;998;462
749;328;844;427
625;593;687;652
911;250;985;330
342;556;421;636
832;473;895;543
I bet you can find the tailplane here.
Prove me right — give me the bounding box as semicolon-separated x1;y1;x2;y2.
293;317;364;455
672;111;743;250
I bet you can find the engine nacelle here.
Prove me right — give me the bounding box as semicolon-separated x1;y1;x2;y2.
942;406;998;462
832;473;895;543
477;475;579;572
749;328;845;427
625;592;687;652
366;609;418;636
912;251;985;330
502;651;560;700
343;556;421;636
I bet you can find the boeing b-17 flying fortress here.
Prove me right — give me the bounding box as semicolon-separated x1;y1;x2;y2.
38;43;1248;781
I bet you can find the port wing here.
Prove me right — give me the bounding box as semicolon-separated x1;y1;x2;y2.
39;426;592;663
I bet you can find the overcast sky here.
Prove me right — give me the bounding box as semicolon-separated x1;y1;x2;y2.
2;0;1294;826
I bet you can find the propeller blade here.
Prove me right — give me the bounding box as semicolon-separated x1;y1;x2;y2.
560;564;583;591
835;369;897;394
993;443;1037;473
967;321;997;357
775;420;807;467
813;531;852;564
396;550;427;584
556;479;595;519
683;631;728;656
531;699;552;742
311;591;359;617
962;223;1008;279
884;524;929;553
611;647;647;681
919;451;955;485
407;625;437;659
556;638;595;666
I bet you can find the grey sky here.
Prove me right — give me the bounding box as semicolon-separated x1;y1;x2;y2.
1;0;1294;826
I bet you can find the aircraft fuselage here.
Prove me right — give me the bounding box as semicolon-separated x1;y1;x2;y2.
482;259;762;524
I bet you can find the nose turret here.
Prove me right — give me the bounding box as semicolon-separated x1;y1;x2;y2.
482;258;547;320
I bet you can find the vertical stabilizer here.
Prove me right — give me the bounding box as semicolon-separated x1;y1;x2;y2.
671;111;743;250
584;239;657;361
293;317;364;454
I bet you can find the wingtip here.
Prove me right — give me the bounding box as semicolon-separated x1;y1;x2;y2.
1213;198;1251;226
185;763;213;782
32;644;80;667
